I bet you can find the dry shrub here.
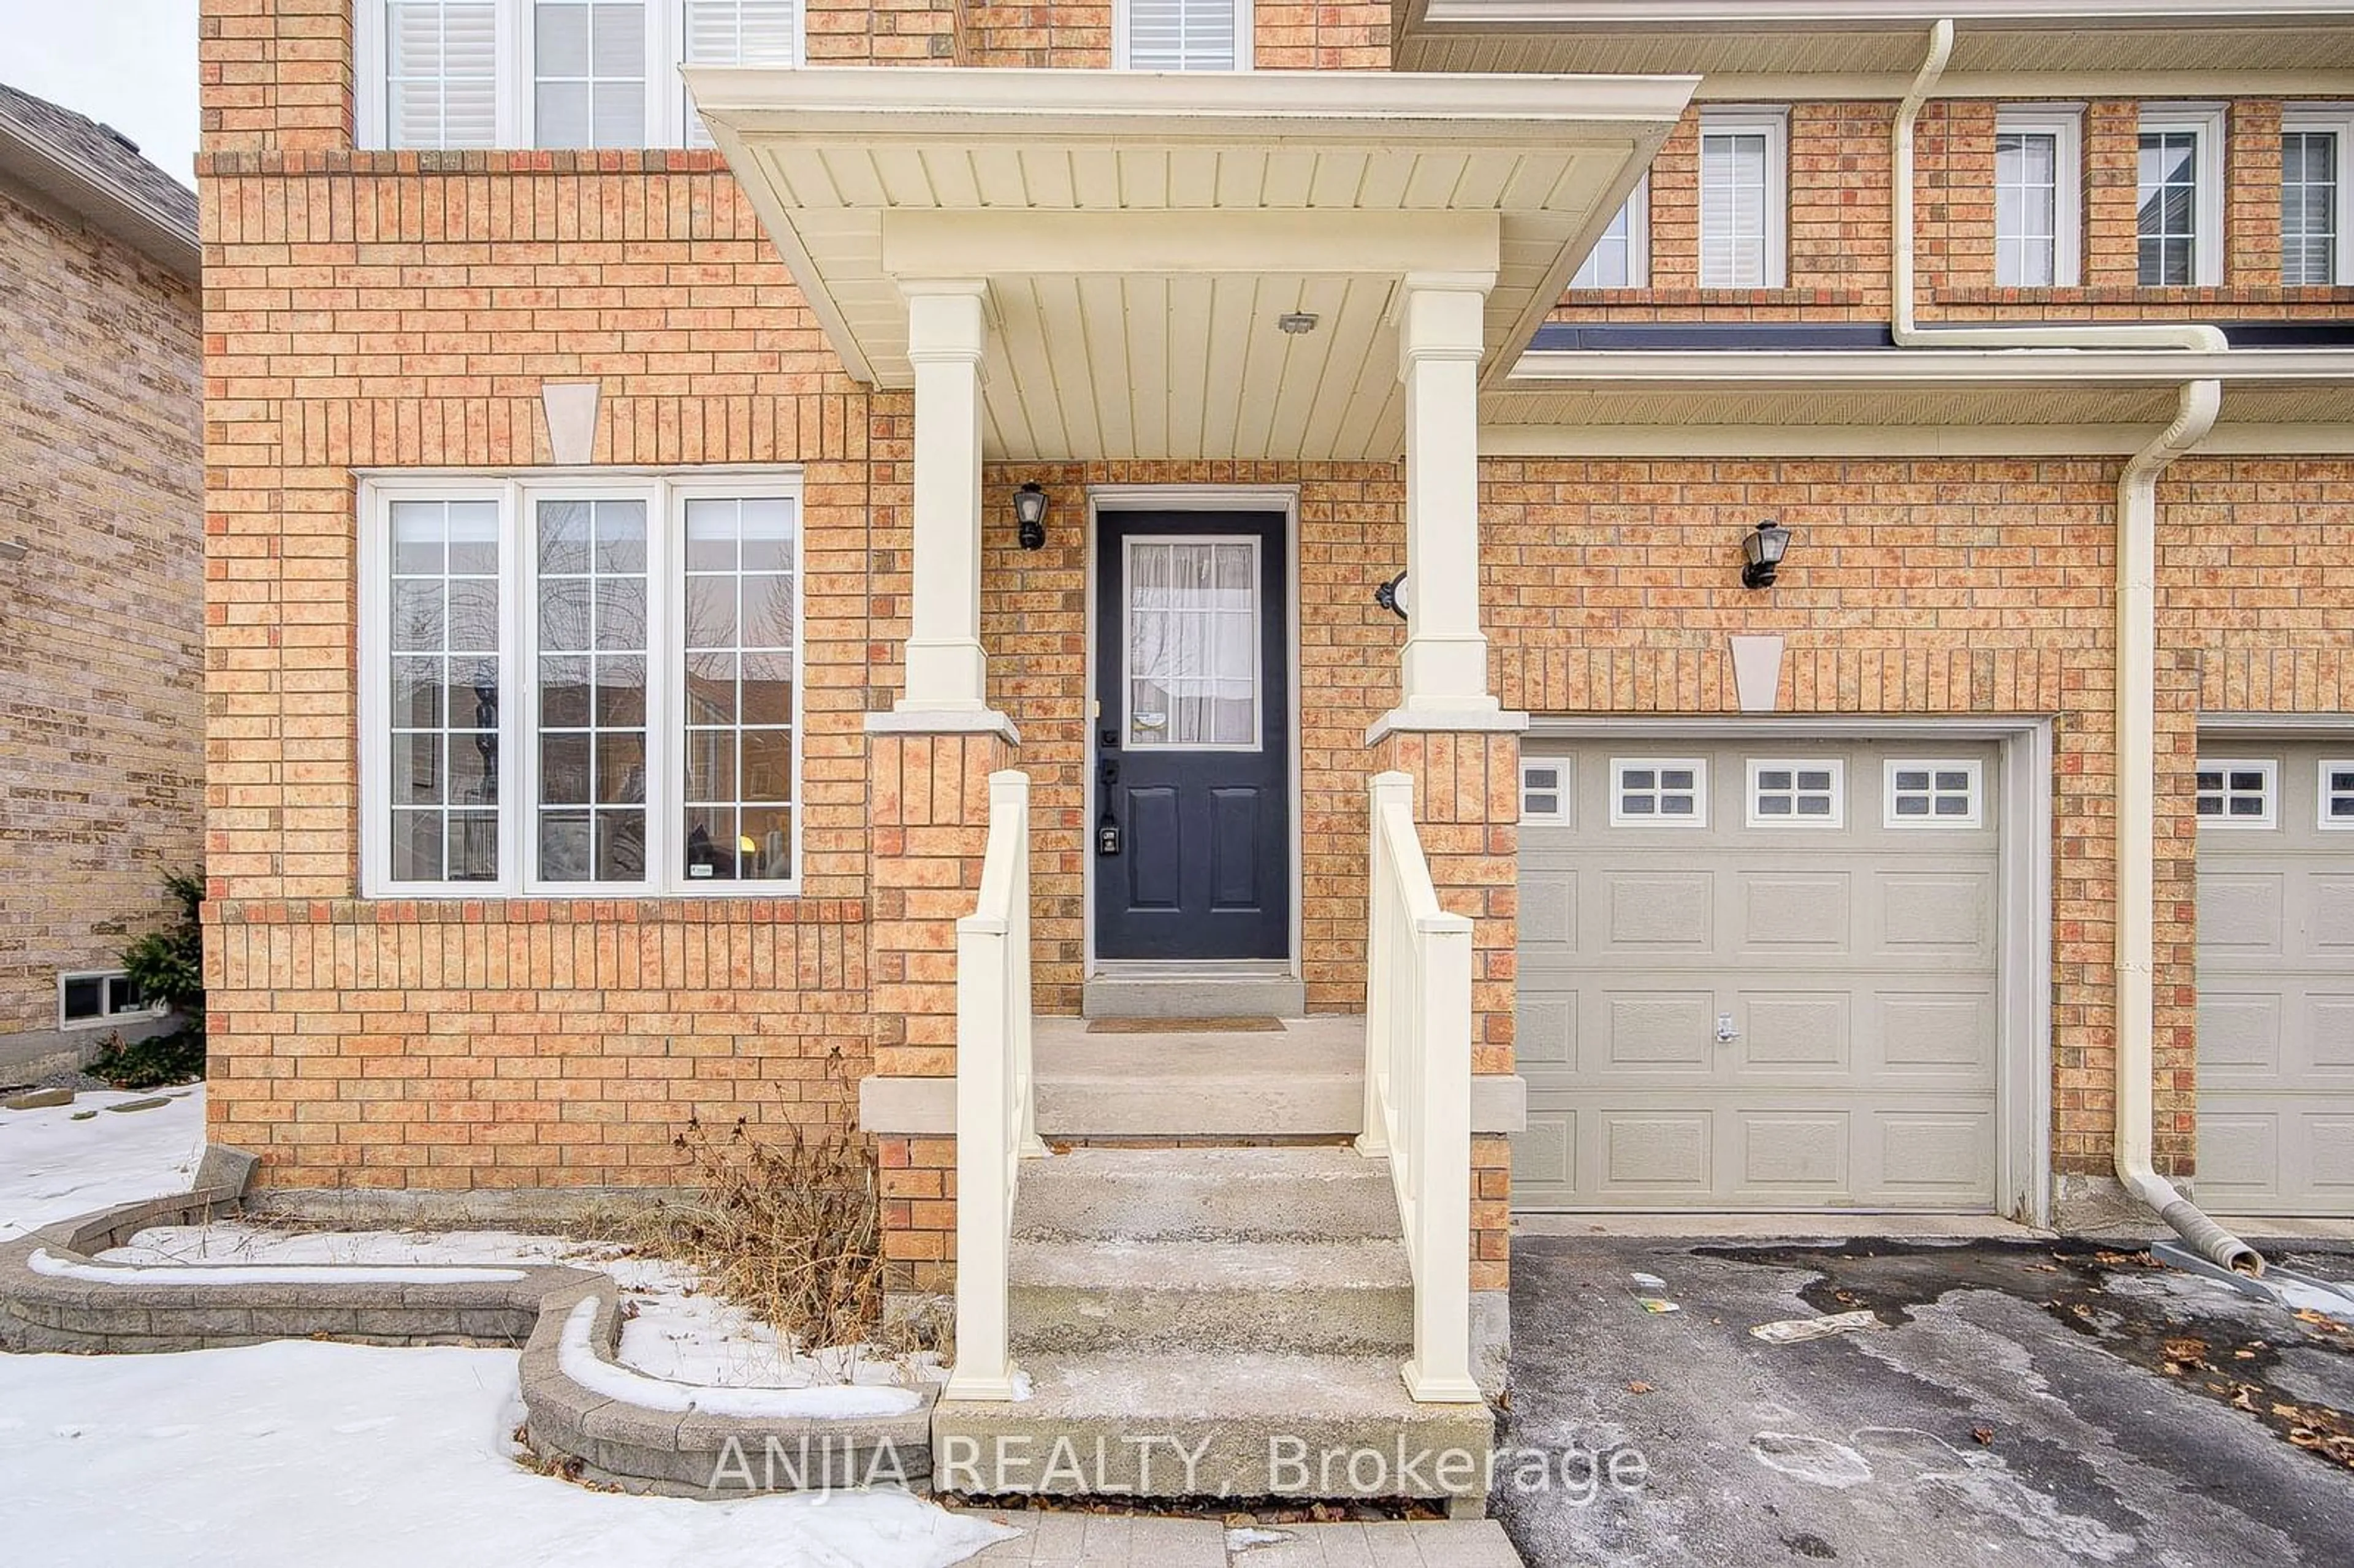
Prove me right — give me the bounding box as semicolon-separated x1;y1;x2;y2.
628;1069;905;1362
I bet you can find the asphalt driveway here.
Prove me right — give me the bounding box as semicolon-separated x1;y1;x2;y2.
1496;1235;2354;1567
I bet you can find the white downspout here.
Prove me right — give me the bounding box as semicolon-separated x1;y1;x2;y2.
1891;21;2259;1272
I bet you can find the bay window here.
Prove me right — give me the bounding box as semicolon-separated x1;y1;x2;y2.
361;474;802;897
360;1;802;151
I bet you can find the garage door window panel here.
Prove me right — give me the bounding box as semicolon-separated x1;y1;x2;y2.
1612;758;1707;827
1748;758;1844;828
2320;761;2354;829
1886;759;1984;829
1521;759;1569;824
2196;759;2279;829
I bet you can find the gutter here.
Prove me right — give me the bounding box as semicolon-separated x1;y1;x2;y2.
1894;20;2258;1273
0;122;197;282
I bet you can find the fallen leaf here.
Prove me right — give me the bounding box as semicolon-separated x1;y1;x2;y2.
1626;1381;1654;1395
1971;1428;1995;1446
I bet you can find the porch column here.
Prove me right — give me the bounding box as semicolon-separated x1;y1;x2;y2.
893;278;1008;728
1388;270;1504;728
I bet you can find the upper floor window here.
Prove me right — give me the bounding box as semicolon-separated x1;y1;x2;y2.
2136;105;2225;287
1571;175;1650;291
2282;110;2354;286
1698;109;1788;289
1992;107;2082;288
363;1;802;151
360;473;804;896
1118;0;1251;70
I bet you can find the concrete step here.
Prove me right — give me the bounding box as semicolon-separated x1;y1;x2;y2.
1081;961;1307;1021
932;1352;1495;1502
1033;1016;1362;1138
1008;1236;1414;1356
1013;1147;1402;1244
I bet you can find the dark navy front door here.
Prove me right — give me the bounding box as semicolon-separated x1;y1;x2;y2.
1092;510;1290;962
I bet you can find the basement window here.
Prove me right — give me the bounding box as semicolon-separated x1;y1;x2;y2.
1611;758;1707;828
59;972;152;1030
2195;758;2277;828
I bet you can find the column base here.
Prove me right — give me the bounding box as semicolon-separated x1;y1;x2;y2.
866;706;1021;744
1366;703;1529;745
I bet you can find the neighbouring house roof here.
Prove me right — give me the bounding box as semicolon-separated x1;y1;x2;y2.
0;82;199;281
1394;2;2354;91
687;67;1696;463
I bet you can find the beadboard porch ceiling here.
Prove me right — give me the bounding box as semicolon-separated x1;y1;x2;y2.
685;68;1696;462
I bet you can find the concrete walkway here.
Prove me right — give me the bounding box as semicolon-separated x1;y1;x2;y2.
964;1511;1523;1566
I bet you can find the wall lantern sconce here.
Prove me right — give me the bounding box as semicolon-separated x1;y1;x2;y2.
1740;520;1792;590
1013;483;1049;551
1373;570;1411;621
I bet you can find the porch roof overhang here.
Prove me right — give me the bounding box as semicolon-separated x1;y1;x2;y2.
685;68;1696;462
1393;2;2354;96
1482;346;2354;454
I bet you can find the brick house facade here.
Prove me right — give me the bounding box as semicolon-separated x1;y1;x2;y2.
0;86;204;1079
196;2;2354;1476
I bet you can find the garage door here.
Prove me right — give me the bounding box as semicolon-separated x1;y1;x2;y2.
1512;738;2002;1211
2194;741;2354;1216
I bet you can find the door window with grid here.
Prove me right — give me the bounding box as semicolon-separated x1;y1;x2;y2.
1123;538;1261;751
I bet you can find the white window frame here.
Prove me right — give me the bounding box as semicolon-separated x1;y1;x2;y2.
2318;758;2354;830
2280;107;2354;287
1697;107;1789;291
2135;104;2227;288
2193;756;2278;830
1992;105;2083;289
1113;0;1254;72
1884;758;1986;830
1520;758;1571;825
359;471;805;898
356;1;804;151
1746;757;1845;829
1570;174;1651;291
58;970;159;1031
1609;756;1709;829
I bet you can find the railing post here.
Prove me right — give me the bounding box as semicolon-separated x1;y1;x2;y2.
1358;772;1413;1160
1402;911;1480;1403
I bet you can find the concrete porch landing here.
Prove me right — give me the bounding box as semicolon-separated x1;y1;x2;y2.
1034;1016;1365;1140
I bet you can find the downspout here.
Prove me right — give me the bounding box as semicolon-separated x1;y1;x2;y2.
1890;21;2260;1273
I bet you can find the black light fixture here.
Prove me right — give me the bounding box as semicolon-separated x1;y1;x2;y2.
1373;570;1411;621
1740;519;1792;590
1013;482;1049;551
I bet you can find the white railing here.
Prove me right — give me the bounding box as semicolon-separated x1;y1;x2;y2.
942;768;1046;1401
1358;770;1484;1404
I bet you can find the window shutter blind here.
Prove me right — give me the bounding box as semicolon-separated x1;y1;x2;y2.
684;0;799;147
1699;132;1769;289
1124;0;1238;71
389;1;497;149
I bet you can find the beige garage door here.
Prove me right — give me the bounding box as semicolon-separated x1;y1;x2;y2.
2195;741;2354;1216
1512;738;2002;1211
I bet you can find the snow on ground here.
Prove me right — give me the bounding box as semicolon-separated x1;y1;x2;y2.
103;1220;934;1390
0;1086;205;1241
0;1338;1013;1568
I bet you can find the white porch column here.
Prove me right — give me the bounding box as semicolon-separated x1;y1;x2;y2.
1379;270;1514;737
883;278;1014;736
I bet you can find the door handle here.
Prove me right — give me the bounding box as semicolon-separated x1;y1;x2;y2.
1715;1012;1742;1045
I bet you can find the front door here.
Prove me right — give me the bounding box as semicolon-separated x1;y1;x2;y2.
1092;510;1290;962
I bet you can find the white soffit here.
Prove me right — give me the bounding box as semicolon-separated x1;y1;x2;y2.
1396;2;2354;89
687;68;1695;462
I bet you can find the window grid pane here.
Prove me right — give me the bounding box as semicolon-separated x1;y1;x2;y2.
682;498;797;883
2323;762;2354;826
2137;130;2200;286
1126;0;1240;70
1994;130;2060;287
1750;760;1843;826
536;500;648;883
2284;130;2339;286
1613;759;1706;826
2193;761;2275;825
1124;539;1259;750
387;499;502;882
1571;194;1636;290
1699;131;1771;288
535;1;647;148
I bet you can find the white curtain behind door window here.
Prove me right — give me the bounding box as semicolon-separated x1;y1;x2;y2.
1126;541;1256;748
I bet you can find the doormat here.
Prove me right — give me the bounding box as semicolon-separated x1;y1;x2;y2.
1085;1016;1286;1033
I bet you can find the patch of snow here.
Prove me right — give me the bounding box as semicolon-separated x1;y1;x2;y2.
2272;1276;2354;1324
28;1248;525;1287
0;1086;205;1240
560;1300;923;1420
1228;1526;1293;1550
0;1339;1011;1567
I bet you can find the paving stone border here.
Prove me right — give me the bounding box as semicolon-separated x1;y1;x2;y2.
0;1150;935;1493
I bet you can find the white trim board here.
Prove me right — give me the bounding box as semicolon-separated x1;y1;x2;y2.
1080;485;1305;984
1476;422;2354;458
